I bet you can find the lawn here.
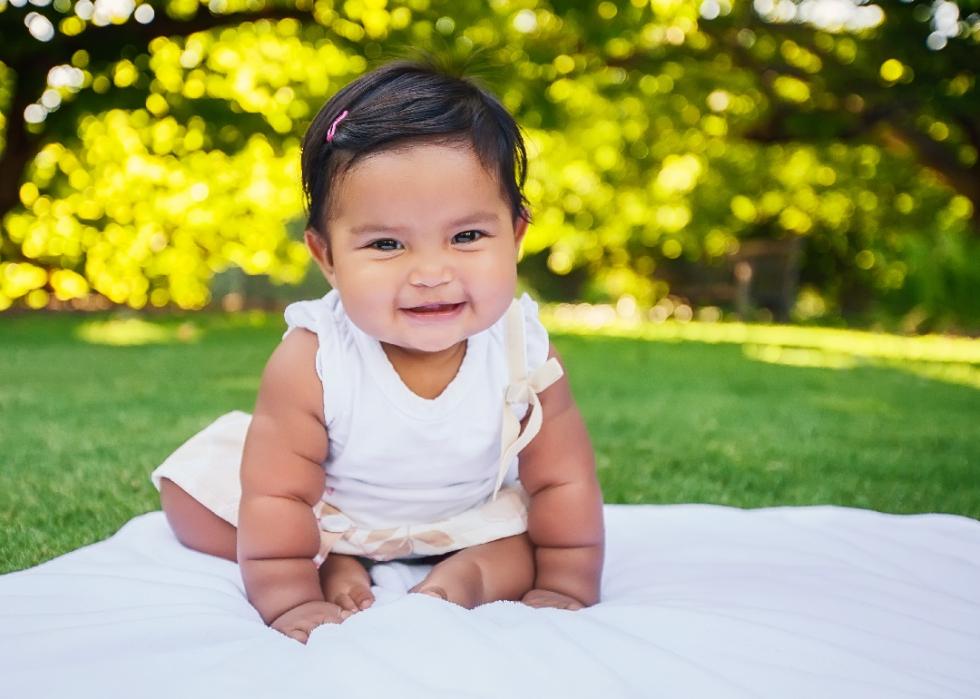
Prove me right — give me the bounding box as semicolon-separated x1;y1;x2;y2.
1;309;978;574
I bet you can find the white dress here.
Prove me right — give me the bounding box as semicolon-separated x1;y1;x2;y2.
150;291;563;562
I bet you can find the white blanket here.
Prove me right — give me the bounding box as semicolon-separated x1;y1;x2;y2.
1;504;978;699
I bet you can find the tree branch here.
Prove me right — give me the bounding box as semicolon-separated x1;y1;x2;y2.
885;116;980;205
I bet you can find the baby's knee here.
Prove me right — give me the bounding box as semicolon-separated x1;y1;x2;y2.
481;535;535;589
159;478;238;562
159;478;197;523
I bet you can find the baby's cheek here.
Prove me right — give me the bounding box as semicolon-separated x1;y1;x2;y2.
343;301;389;339
476;248;514;279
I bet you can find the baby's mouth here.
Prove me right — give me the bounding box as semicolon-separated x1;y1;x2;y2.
404;302;464;315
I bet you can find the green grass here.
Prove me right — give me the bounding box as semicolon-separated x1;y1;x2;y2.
1;310;978;574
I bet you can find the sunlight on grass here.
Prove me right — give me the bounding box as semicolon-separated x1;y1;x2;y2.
741;345;980;388
743;345;857;369
893;362;980;390
68;304;980;390
542;303;980;363
76;318;201;345
542;302;980;390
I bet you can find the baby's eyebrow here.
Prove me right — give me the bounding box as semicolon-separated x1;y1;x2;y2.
349;223;406;237
350;211;500;236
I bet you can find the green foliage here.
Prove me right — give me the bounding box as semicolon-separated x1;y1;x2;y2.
0;0;977;330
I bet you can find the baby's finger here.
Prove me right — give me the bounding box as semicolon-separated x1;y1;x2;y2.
281;626;310;645
521;592;547;607
300;613;341;638
330;607;353;622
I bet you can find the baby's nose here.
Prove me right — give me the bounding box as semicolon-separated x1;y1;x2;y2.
408;260;453;288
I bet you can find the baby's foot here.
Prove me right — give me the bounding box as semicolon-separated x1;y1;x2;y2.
319;554;375;613
407;554;487;608
412;584;448;601
329;581;375;613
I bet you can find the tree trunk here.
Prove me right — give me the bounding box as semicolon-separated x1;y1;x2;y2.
0;67;43;236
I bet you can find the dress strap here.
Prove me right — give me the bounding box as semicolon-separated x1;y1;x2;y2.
492;298;564;499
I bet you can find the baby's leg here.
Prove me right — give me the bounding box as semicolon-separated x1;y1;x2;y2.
159;477;237;562
318;554;375;612
410;533;534;608
161;478;361;623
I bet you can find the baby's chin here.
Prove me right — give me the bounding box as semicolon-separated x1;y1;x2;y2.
383;333;469;356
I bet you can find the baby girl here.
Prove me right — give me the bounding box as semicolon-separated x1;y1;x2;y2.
152;59;605;644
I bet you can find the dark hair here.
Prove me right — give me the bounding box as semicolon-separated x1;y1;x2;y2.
300;59;530;238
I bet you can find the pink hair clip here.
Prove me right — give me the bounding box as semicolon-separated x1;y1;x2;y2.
326;110;349;143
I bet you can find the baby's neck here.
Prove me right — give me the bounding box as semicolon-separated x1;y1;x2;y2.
380;340;468;400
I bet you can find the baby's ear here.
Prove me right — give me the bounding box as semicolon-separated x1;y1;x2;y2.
513;211;529;248
304;229;336;285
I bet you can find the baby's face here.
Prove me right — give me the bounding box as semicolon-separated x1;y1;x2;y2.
310;142;527;355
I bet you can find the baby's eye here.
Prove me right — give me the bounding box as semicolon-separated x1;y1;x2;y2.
368;239;403;251
453;230;485;244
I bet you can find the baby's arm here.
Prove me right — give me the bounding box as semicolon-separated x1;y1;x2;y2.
518;344;605;607
237;329;330;625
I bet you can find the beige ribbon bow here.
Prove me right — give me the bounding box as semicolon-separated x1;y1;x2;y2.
492;300;564;499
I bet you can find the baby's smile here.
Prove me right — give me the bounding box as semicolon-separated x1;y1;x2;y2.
401;301;467;322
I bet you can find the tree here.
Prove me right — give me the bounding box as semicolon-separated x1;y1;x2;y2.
0;0;320;226
1;0;977;329
697;0;980;229
512;0;979;325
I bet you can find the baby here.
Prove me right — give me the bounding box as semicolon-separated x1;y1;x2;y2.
153;60;605;644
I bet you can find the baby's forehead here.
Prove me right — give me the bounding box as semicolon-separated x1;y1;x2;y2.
329;143;509;222
345;139;493;177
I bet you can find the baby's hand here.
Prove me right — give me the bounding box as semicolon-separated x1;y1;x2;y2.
270;600;351;644
521;588;585;611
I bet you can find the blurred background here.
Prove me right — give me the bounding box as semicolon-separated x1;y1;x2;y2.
1;0;978;333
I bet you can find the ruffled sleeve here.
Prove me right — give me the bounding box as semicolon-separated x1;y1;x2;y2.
517;292;551;374
282;290;349;431
282;298;328;386
283;299;323;341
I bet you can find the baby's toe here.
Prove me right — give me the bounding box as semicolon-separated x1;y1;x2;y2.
415;585;448;601
334;593;359;612
351;585;375;609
